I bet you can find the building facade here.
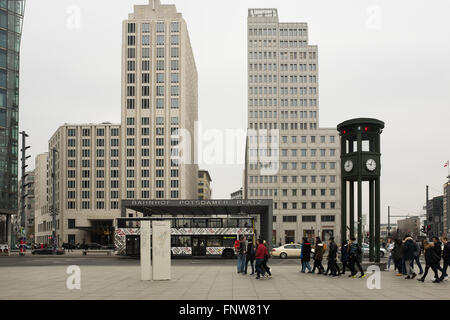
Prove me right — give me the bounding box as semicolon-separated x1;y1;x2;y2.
230;188;243;200
244;9;340;245
444;180;450;237
45;123;121;246
0;0;25;244
34;153;52;244
197;170;211;199
120;0;198;211
427;195;444;238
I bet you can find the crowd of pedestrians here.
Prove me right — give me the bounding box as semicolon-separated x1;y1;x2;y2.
235;233;449;284
236;235;272;280
386;234;449;283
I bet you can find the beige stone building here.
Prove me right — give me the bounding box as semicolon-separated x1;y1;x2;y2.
197;170;212;199
120;0;198;210
244;9;341;245
34;153;51;244
18;170;35;239
44;123;121;245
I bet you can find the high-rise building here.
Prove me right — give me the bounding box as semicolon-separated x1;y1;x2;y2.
427;195;444;238
197;170;212;199
0;0;25;244
444;180;450;237
245;9;340;245
34;152;51;244
120;0;198;208
45;123;121;245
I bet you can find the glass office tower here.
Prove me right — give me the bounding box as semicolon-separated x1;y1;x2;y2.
0;0;25;242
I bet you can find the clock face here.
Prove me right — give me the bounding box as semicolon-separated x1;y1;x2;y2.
344;160;353;172
366;159;377;172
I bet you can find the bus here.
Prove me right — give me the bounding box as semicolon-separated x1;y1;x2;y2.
114;216;256;258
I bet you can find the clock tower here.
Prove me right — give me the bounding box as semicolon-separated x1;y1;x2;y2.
337;118;385;262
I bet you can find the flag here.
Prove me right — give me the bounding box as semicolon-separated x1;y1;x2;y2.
445;160;449;168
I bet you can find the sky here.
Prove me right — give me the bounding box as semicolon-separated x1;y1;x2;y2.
19;0;450;224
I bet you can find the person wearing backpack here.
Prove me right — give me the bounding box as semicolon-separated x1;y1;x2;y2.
402;235;417;279
339;240;350;275
418;241;441;283
244;239;256;275
348;237;365;278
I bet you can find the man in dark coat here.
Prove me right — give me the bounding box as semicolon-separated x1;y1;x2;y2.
432;237;444;276
339;240;350;275
244;240;256;275
312;237;325;274
402;235;417;279
348;237;365;278
324;237;340;276
439;237;450;281
418;241;441;283
392;238;404;275
300;237;312;273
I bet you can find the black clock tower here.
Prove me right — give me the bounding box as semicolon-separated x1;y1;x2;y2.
337;118;385;262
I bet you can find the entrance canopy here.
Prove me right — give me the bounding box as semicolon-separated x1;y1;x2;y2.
121;199;273;244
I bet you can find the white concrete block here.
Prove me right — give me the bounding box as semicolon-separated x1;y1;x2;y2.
140;220;152;281
152;220;171;280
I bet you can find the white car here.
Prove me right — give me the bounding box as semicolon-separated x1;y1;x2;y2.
271;243;302;258
361;243;387;258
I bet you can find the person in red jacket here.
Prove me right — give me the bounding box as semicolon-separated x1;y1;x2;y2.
255;239;268;279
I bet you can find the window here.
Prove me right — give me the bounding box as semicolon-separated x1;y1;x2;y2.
156;35;165;45
283;216;297;222
170;22;179;32
302;215;316;222
68;219;76;229
142;23;150;33
321;215;335;222
142;35;150;45
156;22;165;33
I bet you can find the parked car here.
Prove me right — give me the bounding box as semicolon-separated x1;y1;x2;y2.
271;243;302;258
361;243;387;258
32;247;65;255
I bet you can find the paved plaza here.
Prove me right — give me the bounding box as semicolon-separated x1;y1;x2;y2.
0;257;448;300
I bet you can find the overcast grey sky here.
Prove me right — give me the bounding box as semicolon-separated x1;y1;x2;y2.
19;0;450;223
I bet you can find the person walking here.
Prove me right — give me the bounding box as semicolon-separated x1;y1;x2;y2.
300;237;312;273
326;237;340;277
255;239;268;279
386;238;394;270
410;239;423;275
439;237;449;281
392;238;404;276
432;236;444;276
244;239;256;275
312;237;325;274
418;241;441;283
348;237;365;278
339;240;350;275
237;235;247;274
402;235;417;279
261;240;272;278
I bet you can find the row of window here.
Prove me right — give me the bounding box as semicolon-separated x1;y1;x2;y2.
126;59;179;72
248;173;337;184
249;99;317;107
127;72;179;84
67;128;119;137
249;110;318;120
248;28;308;37
249;122;318;130
127;34;179;46
67;201;119;210
67;169;118;179
125;190;179;199
249;75;317;84
249;86;317;95
276;215;335;223
127;22;179;34
248;149;336;157
67;180;119;189
126;98;179;110
272;201;337;210
37;220;60;232
248;187;336;197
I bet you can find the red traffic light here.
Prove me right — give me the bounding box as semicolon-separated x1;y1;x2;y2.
364;127;369;131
